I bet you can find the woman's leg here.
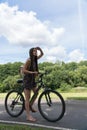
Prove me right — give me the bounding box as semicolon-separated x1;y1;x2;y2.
24;88;36;121
30;87;38;112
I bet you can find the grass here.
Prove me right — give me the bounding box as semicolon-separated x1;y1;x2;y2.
0;93;7;99
61;92;87;100
1;87;87;101
59;87;87;100
0;124;52;130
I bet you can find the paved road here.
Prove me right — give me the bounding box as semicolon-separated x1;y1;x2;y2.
0;100;87;130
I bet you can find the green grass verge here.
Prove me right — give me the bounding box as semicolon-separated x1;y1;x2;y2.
0;93;7;99
60;92;87;100
0;124;52;130
1;87;87;100
59;87;87;100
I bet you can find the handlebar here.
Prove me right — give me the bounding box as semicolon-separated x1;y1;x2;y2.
17;71;48;84
38;71;48;77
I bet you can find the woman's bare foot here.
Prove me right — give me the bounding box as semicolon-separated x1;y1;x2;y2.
26;115;36;122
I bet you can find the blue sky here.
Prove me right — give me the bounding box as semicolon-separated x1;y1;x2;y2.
0;0;87;64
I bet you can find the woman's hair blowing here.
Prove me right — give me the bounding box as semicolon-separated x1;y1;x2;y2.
29;48;38;71
29;48;34;59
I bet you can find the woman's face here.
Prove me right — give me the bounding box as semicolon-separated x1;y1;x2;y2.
33;48;37;56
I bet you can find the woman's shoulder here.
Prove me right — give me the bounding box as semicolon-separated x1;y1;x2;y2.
25;58;31;64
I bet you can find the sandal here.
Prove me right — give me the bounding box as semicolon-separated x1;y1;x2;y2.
26;116;36;122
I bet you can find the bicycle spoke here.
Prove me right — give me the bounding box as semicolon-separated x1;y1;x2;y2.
5;90;24;117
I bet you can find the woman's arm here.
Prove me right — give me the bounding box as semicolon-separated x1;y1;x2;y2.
36;47;44;59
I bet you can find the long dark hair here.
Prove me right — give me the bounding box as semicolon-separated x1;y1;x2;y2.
29;48;38;71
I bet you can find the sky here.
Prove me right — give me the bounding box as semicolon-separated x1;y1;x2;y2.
0;0;87;64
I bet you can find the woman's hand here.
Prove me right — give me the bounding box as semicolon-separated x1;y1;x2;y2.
30;71;38;74
32;71;38;76
34;71;38;74
35;47;44;59
36;47;41;50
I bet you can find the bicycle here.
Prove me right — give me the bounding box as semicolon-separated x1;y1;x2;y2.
5;72;65;122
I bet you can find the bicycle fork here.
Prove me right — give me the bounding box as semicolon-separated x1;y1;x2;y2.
45;91;52;107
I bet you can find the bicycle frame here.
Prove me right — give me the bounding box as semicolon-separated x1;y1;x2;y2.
30;73;47;105
17;72;47;105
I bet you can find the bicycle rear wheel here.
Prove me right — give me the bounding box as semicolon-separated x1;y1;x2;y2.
38;90;65;122
5;90;25;117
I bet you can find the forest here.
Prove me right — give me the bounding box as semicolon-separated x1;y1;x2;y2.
0;60;87;92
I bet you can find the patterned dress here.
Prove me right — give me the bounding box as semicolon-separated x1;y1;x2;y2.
23;58;37;90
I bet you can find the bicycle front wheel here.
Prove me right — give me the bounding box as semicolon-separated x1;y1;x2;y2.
38;90;65;122
5;90;25;117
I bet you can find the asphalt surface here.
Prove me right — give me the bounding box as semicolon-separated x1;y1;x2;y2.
0;99;87;130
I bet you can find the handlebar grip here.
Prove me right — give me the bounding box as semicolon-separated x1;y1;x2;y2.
38;71;48;77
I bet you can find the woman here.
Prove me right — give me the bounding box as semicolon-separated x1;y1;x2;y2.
23;47;44;122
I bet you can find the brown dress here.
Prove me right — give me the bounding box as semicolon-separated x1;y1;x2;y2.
23;58;37;90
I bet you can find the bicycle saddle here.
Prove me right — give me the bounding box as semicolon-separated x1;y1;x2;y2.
17;79;23;83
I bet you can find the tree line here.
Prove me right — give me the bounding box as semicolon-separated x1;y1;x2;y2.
0;61;87;92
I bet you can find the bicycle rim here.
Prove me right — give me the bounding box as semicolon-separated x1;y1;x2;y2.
38;90;65;122
5;90;24;117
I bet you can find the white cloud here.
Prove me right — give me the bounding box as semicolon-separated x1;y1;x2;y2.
68;49;85;62
46;56;57;63
0;2;86;63
43;46;67;62
0;3;65;47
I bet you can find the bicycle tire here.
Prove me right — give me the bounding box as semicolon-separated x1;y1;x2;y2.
5;90;25;117
38;89;65;122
